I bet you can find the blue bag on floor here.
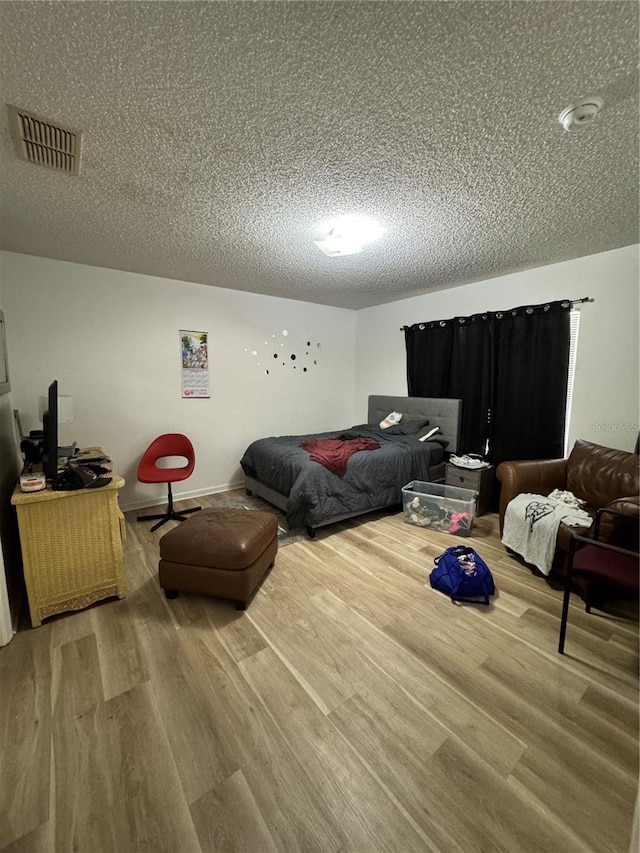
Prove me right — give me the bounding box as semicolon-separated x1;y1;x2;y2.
430;545;495;605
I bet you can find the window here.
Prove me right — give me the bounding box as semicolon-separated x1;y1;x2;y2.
564;310;580;456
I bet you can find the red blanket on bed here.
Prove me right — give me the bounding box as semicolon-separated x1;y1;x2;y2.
300;437;381;477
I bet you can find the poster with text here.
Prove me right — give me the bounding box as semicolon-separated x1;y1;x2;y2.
180;330;210;398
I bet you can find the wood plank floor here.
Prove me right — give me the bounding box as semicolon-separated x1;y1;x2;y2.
1;490;638;852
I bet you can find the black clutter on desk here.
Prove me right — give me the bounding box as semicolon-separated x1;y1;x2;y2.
53;465;112;491
20;438;42;464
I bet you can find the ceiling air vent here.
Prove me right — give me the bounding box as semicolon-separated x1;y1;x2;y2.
7;104;82;175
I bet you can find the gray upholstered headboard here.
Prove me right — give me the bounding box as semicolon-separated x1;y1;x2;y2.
367;395;462;454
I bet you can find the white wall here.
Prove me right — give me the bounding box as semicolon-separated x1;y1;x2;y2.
1;244;637;517
0;284;25;644
355;245;640;454
0;394;17;645
0;252;357;509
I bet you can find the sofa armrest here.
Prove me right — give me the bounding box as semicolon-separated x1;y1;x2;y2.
594;496;640;543
601;495;640;517
496;458;568;535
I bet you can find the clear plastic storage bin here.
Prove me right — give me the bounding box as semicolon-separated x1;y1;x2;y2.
402;480;477;537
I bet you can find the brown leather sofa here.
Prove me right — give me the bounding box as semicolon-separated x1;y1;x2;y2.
497;439;639;577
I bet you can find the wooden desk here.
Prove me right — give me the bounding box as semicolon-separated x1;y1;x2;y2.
11;469;126;627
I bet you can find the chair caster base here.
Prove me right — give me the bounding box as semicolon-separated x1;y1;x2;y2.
138;506;202;533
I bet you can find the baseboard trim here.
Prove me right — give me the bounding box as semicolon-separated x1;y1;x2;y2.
120;480;244;513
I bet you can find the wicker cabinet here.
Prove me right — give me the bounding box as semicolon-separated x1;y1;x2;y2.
11;475;126;627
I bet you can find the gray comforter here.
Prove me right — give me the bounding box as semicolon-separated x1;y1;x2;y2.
239;426;444;529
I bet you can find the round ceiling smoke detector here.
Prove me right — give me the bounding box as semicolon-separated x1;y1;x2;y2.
559;96;603;132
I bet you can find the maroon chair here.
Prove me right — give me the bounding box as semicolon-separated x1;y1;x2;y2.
558;506;639;654
136;433;201;532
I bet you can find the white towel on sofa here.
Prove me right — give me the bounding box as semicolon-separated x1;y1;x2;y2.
502;492;592;576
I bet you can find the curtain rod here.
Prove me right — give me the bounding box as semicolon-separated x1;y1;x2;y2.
400;297;594;330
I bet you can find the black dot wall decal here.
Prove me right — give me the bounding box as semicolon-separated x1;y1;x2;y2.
248;331;321;376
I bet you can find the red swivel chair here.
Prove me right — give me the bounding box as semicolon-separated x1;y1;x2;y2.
558;505;639;654
136;433;201;532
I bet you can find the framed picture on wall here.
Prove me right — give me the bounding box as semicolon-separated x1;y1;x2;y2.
0;311;10;396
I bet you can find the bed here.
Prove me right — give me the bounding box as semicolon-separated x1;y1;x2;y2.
240;395;462;536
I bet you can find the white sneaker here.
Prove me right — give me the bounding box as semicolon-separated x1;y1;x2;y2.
450;454;490;469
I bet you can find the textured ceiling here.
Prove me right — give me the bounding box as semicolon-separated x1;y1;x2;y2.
0;1;638;310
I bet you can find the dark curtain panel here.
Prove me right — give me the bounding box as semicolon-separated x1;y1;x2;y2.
405;300;572;467
448;316;492;455
488;301;571;464
405;321;453;398
405;314;491;454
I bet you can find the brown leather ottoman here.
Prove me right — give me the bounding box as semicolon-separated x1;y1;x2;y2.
158;508;278;610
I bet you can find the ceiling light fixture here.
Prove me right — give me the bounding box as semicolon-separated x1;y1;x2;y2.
558;96;603;132
313;215;384;257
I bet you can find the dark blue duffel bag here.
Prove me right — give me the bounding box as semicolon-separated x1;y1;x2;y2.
430;545;495;605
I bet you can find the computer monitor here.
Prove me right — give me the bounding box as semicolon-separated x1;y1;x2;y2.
42;380;59;482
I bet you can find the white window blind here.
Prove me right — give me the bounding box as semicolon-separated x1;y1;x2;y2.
564;310;580;456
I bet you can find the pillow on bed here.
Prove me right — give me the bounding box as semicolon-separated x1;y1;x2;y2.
383;416;430;435
424;435;449;448
379;411;402;429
